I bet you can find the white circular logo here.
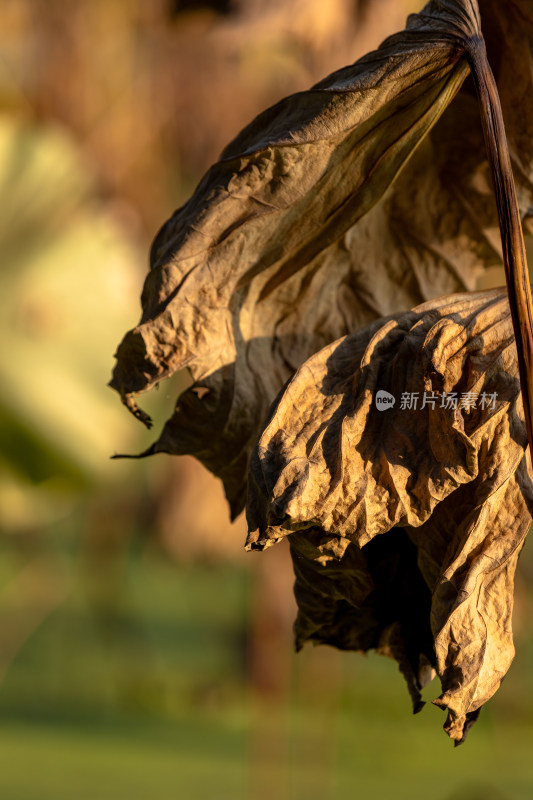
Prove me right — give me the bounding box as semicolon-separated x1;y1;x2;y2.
375;390;395;411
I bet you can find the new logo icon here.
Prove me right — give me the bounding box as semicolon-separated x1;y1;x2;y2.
375;390;395;411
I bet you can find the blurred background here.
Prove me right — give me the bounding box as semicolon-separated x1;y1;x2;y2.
1;1;533;798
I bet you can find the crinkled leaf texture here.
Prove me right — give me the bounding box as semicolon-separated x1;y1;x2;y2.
108;0;515;517
246;288;533;742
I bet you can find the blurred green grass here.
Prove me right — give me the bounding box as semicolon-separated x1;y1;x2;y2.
0;526;532;800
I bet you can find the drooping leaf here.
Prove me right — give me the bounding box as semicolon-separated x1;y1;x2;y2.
246;288;533;741
288;525;436;716
110;0;520;517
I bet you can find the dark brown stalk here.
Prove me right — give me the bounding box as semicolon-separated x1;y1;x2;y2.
467;36;533;452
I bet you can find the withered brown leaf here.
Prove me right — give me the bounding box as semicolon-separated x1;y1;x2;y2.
109;0;533;516
107;0;533;744
246;288;533;742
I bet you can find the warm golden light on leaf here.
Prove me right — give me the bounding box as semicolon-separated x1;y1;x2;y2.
111;0;533;741
246;288;533;742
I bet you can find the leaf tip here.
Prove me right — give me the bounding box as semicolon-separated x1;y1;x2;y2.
110;444;158;461
413;699;425;715
114;390;154;430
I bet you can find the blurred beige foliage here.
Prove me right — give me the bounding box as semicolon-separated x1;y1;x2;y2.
0;0;423;558
1;0;422;228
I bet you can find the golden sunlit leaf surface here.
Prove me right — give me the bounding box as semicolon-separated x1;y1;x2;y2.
247;289;533;742
110;0;499;516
